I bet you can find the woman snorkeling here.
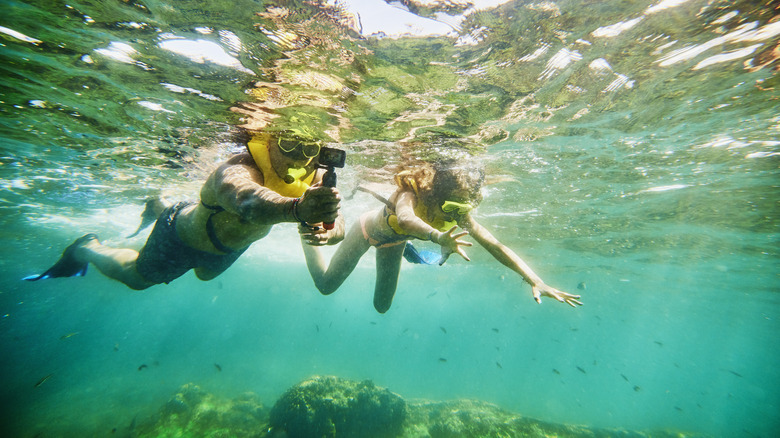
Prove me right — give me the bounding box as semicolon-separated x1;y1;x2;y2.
299;161;582;313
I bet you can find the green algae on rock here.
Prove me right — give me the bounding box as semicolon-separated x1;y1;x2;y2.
135;383;269;438
135;378;710;438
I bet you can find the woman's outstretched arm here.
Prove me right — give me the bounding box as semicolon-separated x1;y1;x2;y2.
461;215;582;307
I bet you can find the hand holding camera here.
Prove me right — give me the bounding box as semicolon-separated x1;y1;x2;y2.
316;146;346;230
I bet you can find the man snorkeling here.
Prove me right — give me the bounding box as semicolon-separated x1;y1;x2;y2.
24;129;344;289
299;161;582;313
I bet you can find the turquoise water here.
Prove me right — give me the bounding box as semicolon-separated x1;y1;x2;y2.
1;0;778;436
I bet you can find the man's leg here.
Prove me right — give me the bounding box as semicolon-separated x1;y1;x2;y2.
77;239;153;290
194;267;221;281
128;196;172;238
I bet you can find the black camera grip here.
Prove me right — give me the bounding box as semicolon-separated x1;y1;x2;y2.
323;169;337;230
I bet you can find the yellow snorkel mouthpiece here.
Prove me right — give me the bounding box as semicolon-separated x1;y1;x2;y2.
284;167;307;184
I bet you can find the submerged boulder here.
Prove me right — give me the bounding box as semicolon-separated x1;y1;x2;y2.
137;383;268;438
269;375;407;438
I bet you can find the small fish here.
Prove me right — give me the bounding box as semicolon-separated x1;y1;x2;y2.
495;362;502;369
214;363;222;372
426;292;437;298
674;406;683;412
59;332;79;340
577;281;586;290
370;321;376;325
576;366;586;374
438;357;447;362
552;369;560;375
654;341;663;347
570;328;579;332
492;328;499;333
440;326;447;334
633;385;641;392
621;373;629;382
315;324;320;332
34;374;53;388
114;343;120;352
138;364;148;371
727;370;743;378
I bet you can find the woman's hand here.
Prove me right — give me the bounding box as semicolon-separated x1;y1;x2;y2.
532;282;583;307
434;226;473;265
299;223;344;246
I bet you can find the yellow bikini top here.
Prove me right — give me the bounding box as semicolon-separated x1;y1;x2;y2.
246;133;315;198
386;177;456;234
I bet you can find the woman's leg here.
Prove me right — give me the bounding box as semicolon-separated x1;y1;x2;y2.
373;243;406;313
302;221;371;295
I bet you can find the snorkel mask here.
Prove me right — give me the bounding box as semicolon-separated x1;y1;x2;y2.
278;136;321;160
276;127;323;161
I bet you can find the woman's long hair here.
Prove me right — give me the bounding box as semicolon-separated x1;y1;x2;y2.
393;160;484;208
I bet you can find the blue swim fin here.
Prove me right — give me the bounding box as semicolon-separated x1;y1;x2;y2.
403;242;441;265
23;234;96;281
